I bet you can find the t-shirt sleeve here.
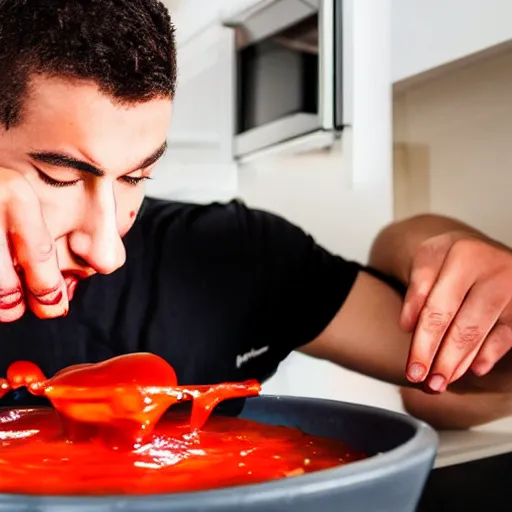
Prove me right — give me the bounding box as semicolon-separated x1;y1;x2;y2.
231;201;363;365
137;198;367;384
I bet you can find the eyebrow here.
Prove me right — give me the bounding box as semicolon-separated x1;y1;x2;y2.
29;141;168;177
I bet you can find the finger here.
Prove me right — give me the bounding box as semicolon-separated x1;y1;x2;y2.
400;240;449;332
0;232;25;323
470;323;512;376
426;280;506;391
7;187;67;319
406;252;476;383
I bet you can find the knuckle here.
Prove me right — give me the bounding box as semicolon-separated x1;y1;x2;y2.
406;283;428;307
473;354;493;370
415;242;440;267
0;304;26;323
409;266;432;291
421;308;451;335
408;273;435;305
0;170;18;204
17;240;55;266
417;234;453;258
450;238;483;264
492;323;512;342
486;325;512;354
32;241;55;263
452;324;483;350
4;174;36;206
0;288;23;307
483;296;507;316
451;237;478;253
28;280;63;302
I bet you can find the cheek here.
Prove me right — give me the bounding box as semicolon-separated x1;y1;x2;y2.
116;192;144;237
119;214;137;238
119;218;135;238
31;184;85;238
119;210;137;236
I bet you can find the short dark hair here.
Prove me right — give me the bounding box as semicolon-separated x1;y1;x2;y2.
0;0;177;129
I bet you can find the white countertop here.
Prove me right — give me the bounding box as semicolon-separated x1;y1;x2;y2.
435;416;512;468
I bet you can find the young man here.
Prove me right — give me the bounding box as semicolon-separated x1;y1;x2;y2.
0;0;510;429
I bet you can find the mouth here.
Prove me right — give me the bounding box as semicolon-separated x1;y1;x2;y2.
62;271;92;302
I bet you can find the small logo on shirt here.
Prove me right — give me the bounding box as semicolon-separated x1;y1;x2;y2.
236;346;269;369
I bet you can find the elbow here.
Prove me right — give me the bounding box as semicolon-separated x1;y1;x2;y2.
368;217;412;273
371;214;439;248
399;387;475;431
368;223;395;270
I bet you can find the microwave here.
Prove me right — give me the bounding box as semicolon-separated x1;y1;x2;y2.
224;0;348;159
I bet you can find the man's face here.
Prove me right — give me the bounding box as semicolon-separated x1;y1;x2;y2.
0;75;172;294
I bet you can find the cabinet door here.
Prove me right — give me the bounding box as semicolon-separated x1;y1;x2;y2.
145;23;238;203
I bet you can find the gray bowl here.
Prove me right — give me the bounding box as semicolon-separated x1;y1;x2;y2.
0;396;438;512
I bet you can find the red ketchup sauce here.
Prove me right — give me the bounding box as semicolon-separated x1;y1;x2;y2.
0;354;365;495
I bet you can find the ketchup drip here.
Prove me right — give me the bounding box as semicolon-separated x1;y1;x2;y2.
0;354;366;496
0;353;260;445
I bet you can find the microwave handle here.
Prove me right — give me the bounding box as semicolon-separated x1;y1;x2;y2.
319;0;349;131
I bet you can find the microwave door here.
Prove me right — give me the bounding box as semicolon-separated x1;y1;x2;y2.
234;113;320;157
228;0;348;158
334;0;347;129
234;12;321;158
319;0;346;131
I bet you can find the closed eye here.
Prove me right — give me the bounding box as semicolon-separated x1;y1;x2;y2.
36;167;153;188
36;168;80;188
121;176;153;186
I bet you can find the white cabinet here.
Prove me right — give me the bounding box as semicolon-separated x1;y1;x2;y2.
392;0;512;84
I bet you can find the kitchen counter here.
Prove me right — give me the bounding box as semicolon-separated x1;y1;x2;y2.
435;416;512;468
419;418;512;512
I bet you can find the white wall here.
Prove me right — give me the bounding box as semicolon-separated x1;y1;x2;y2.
165;0;259;45
394;46;512;247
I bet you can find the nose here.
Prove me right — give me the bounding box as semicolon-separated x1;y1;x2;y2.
68;184;126;275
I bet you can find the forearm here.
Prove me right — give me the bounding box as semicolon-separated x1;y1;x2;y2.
369;214;485;284
400;387;512;430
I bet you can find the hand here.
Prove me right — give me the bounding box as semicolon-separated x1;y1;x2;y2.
0;168;67;322
401;231;512;393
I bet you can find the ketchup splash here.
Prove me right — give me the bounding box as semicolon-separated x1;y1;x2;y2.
0;353;260;445
0;354;366;496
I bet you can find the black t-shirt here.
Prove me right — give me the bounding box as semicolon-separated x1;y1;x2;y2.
0;197;364;405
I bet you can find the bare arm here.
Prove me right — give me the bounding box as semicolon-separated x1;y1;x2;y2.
300;270;413;388
400;387;512;430
301;214;512;429
301;214;484;388
301;268;512;428
370;214;512;428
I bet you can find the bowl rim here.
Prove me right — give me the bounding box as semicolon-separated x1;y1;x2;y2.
0;395;439;508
